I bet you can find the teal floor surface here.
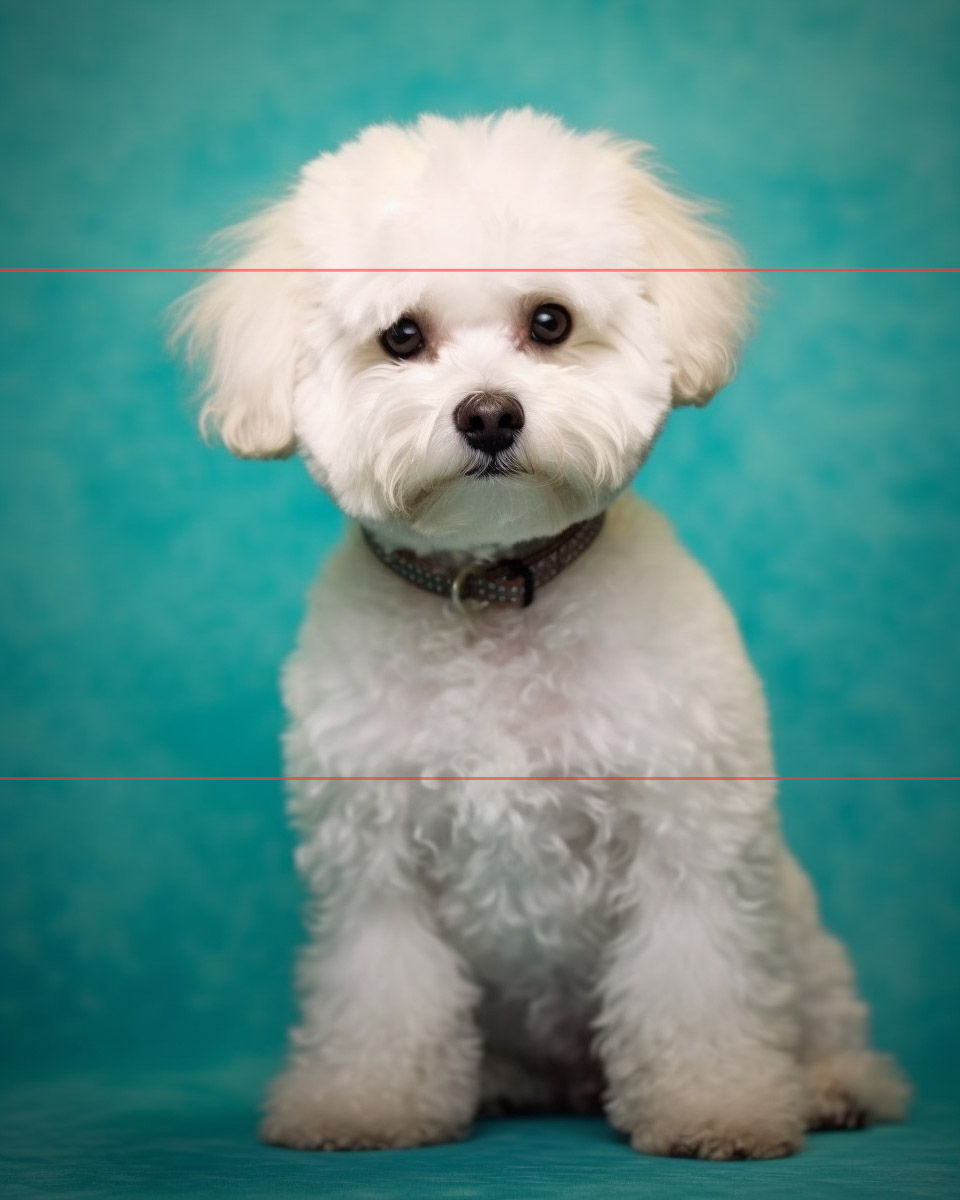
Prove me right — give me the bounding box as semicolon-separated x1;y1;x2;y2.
2;1068;958;1200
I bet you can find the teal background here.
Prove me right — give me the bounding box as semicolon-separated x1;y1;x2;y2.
1;1;959;1196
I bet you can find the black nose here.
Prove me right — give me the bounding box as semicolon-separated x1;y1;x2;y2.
453;391;525;456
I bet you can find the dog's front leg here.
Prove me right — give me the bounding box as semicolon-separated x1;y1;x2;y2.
597;784;807;1160
261;800;482;1150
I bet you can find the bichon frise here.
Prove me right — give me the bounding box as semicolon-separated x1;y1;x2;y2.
175;110;908;1159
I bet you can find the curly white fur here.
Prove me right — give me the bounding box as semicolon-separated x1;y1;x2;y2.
174;110;909;1159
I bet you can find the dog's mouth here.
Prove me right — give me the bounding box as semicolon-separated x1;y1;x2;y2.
465;454;523;479
466;461;512;479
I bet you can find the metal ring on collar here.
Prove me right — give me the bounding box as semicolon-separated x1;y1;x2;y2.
450;563;490;614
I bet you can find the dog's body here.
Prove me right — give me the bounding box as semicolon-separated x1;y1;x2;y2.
176;110;908;1158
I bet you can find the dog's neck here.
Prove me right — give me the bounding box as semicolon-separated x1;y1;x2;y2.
362;526;570;568
359;502;608;563
360;513;606;610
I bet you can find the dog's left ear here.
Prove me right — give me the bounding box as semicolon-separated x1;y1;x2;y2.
171;201;303;458
625;158;753;406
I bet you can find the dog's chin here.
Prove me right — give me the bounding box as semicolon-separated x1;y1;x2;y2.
380;470;615;555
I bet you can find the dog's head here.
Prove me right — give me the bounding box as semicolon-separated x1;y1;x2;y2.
174;110;750;550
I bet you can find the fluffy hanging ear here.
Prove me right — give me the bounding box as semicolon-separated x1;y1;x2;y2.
627;158;753;406
171;201;302;458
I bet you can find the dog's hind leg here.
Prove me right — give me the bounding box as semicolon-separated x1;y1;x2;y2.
780;851;911;1130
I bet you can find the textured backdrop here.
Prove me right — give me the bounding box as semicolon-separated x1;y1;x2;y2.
1;1;958;1196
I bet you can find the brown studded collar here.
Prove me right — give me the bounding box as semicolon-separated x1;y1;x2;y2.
361;512;605;611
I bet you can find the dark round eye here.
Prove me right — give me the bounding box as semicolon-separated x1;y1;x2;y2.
530;303;572;345
380;316;424;359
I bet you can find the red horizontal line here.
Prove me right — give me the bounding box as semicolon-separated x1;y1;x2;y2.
1;775;957;783
0;267;958;275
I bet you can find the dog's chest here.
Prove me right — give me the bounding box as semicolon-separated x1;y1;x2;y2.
369;598;628;778
410;781;622;987
394;618;622;979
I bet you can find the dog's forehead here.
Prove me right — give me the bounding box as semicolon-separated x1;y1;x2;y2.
319;269;628;336
293;113;643;272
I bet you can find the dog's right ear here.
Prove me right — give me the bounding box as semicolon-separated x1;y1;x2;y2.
171;201;302;459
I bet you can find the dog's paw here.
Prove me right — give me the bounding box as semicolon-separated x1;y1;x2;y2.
260;1065;475;1151
260;1102;468;1151
611;1053;807;1161
629;1112;805;1161
805;1051;911;1132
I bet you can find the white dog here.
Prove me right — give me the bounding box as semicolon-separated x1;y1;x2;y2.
175;110;908;1159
